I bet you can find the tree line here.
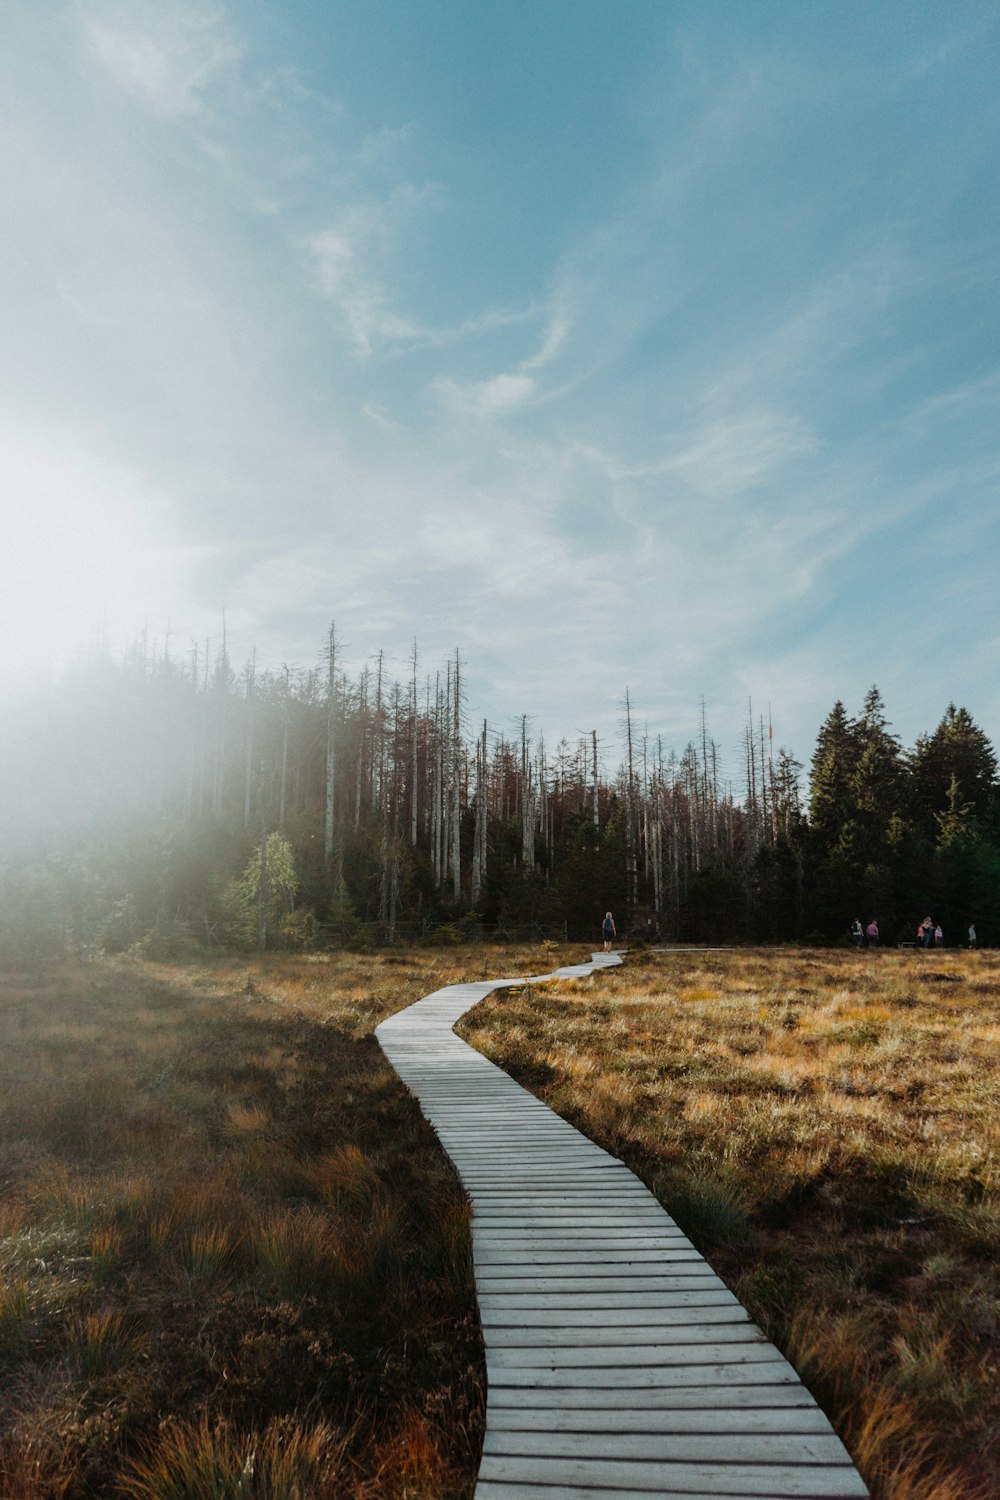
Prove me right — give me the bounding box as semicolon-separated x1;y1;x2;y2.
1;629;996;959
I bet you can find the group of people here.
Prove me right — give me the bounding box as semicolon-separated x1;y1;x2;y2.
916;917;944;947
601;907;979;951
851;917;978;949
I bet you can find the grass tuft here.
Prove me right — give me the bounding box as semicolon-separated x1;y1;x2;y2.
66;1309;128;1380
252;1208;344;1299
121;1416;355;1500
654;1168;755;1252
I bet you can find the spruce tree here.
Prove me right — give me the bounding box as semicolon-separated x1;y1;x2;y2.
808;701;857;844
912;705;998;829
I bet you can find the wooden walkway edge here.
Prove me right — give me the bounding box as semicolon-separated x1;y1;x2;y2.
376;952;869;1499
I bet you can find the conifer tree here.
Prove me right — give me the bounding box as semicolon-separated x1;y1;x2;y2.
808;700;857;840
912;705;998;828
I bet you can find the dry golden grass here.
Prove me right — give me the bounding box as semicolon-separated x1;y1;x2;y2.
0;941;578;1499
461;946;1000;1500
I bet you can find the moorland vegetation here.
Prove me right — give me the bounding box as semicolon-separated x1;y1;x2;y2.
0;944;571;1498
462;945;1000;1499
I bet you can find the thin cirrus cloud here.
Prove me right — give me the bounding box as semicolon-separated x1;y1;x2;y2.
82;0;241;118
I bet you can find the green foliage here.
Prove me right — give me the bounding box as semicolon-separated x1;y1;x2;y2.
803;688;1000;942
223;834;302;950
809;700;857;839
912;705;999;829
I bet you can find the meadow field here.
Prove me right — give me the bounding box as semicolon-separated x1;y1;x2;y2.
0;943;576;1499
3;943;997;1499
462;946;1000;1500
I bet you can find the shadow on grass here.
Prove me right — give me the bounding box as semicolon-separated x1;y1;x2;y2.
0;962;484;1500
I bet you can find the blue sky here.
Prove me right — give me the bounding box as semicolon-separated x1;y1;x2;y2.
3;0;998;785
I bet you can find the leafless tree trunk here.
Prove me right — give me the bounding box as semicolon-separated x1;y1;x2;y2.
324;624;337;862
278;665;290;832
625;688;638;906
472;719;487;903
410;640;419;844
591;729;599;828
354;667;367;831
451;650;462;901
432;671;443;888
374;649;384;814
243;652;255;830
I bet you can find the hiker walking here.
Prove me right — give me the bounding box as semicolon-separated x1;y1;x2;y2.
865;919;879;948
934;924;943;947
602;910;617;952
922;917;933;949
851;918;864;948
969;923;977;949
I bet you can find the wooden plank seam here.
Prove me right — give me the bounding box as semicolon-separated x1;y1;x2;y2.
376;952;869;1499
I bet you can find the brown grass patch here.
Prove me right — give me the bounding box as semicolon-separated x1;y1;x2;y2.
0;942;576;1496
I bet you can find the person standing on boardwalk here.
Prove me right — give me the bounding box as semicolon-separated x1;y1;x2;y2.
851;918;864;948
602;911;617;951
923;917;933;948
934;924;944;946
866;919;879;948
969;923;977;949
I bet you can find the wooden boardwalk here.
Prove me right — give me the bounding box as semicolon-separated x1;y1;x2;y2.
375;953;868;1499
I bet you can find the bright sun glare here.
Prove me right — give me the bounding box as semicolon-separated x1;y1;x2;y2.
0;426;176;684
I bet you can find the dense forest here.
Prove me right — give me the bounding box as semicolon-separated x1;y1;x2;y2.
1;627;998;959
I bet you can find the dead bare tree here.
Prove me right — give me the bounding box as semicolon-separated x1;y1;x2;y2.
324;624;337;862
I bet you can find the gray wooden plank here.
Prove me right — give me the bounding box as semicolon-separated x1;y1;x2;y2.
487;1342;775;1371
475;1486;807;1500
478;1291;732;1315
470;1186;665;1198
475;1238;691;1251
472;1224;688;1236
475;1251;701;1268
477;1272;715;1291
487;1406;835;1435
475;1238;693;1253
486;1359;798;1389
474;1225;688;1237
483;1430;854;1465
485;1384;821;1411
479;1296;742;1322
485;1324;762;1348
476;1455;868;1496
470;1206;677;1218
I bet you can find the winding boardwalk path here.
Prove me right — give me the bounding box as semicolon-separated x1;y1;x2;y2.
376;953;868;1499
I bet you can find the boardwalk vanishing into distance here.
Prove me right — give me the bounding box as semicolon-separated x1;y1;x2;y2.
375;953;869;1499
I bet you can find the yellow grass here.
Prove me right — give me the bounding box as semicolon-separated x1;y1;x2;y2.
461;946;1000;1500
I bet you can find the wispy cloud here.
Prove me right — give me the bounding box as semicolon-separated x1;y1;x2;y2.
615;408;819;500
82;0;240;118
303;221;422;356
432;371;536;418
